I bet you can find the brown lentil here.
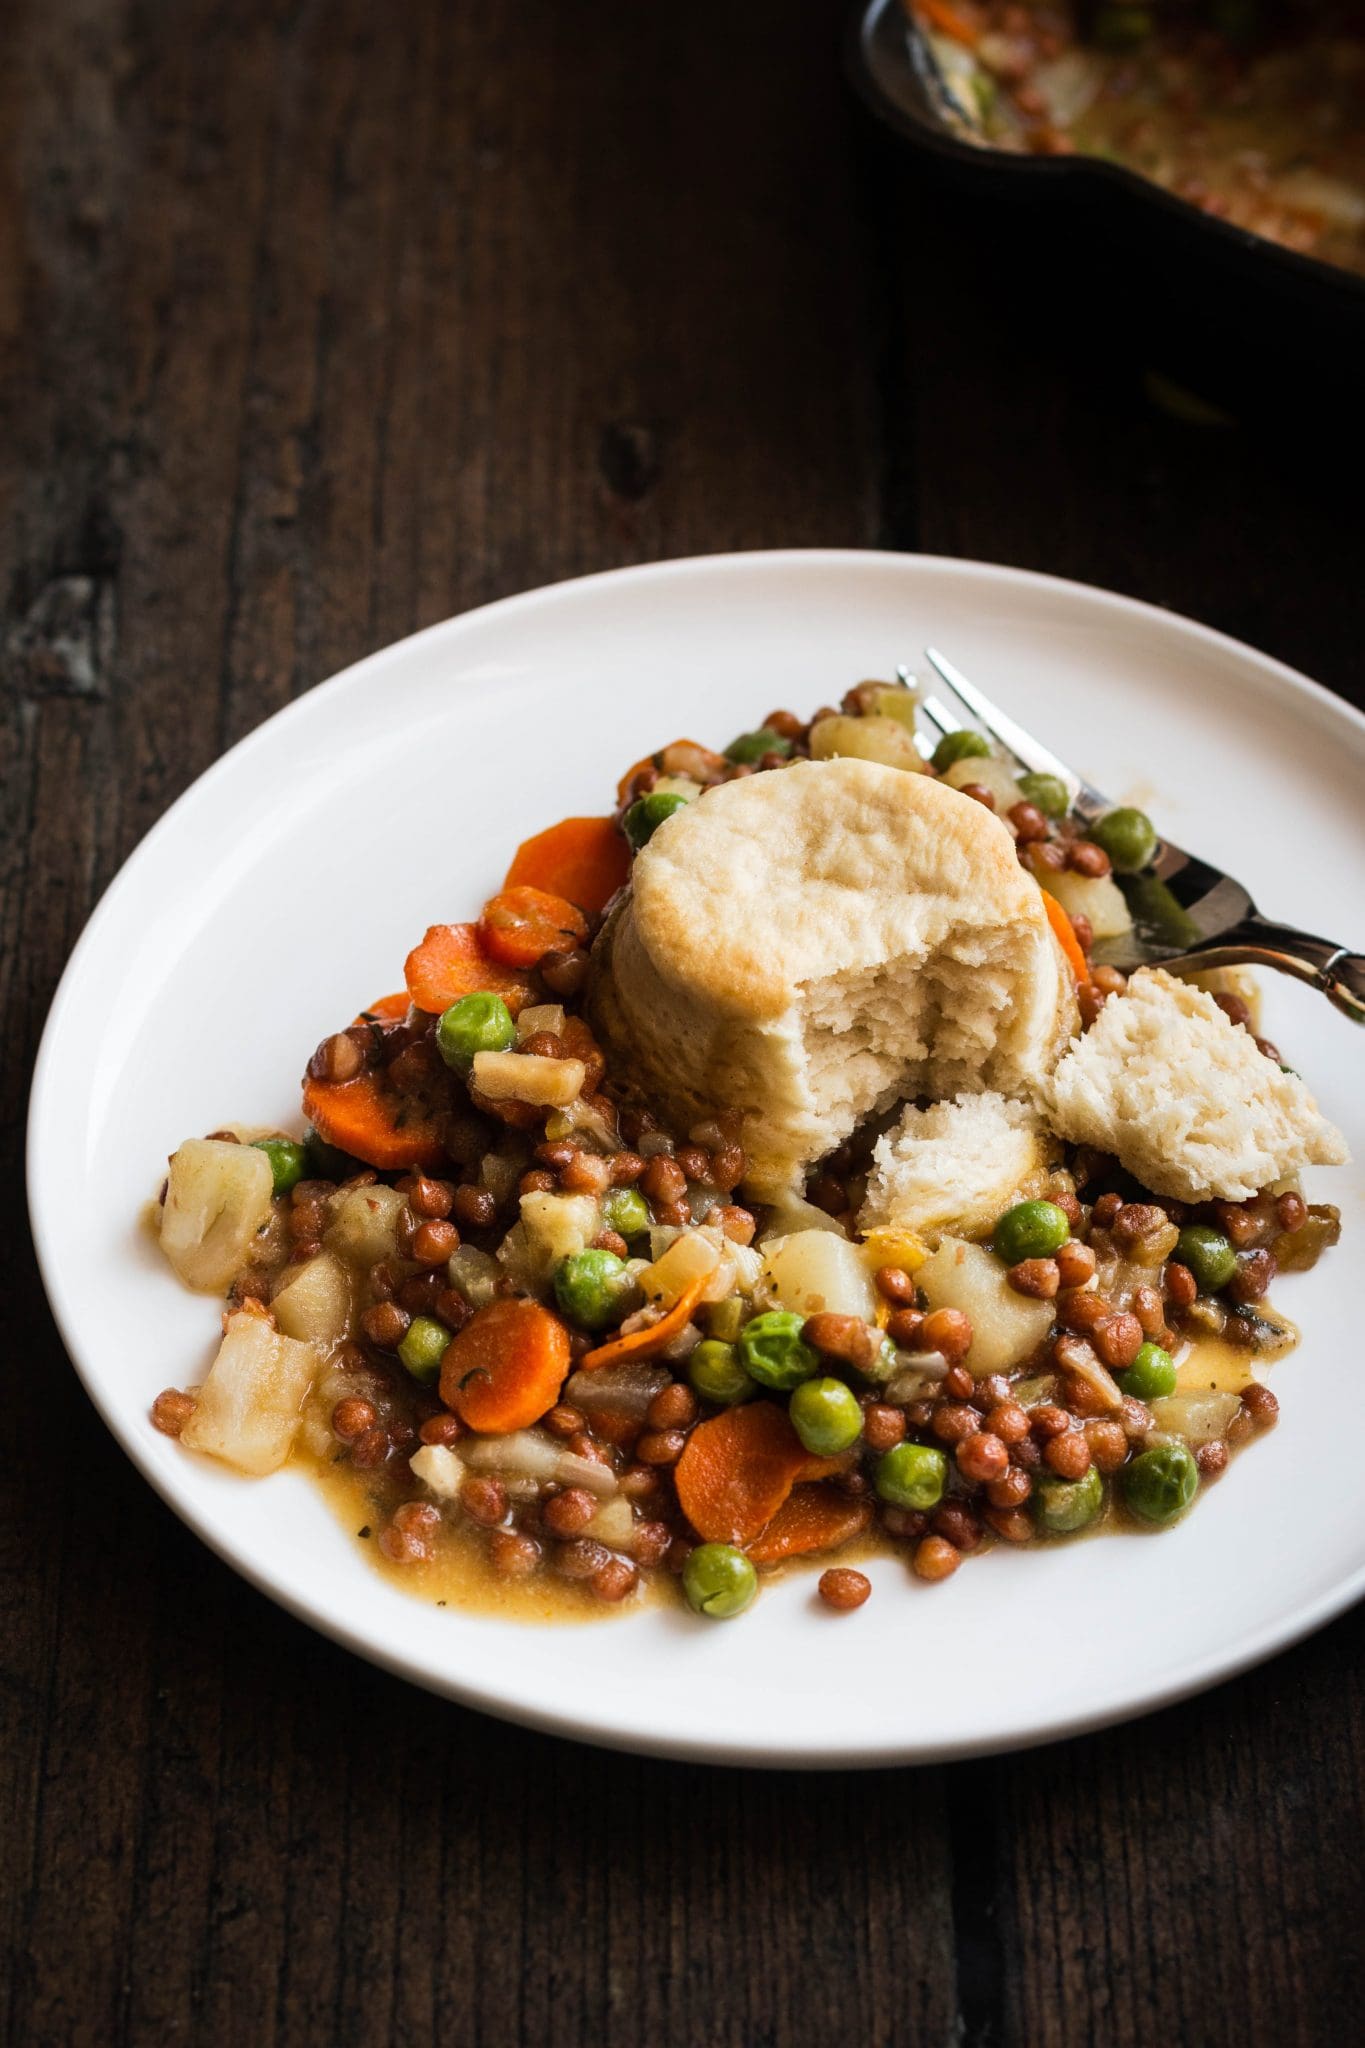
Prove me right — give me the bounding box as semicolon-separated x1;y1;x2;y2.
818;1567;871;1611
1055;1240;1096;1288
542;1488;600;1538
1030;1403;1071;1441
592;1558;639;1602
1164;1260;1197;1308
641;1155;687;1206
409;1174;455;1219
460;1476;508;1527
1196;1440;1230;1478
350;1427;390;1470
333;1396;379;1442
1044;1430;1092;1480
1276;1190;1308;1232
1007;1257;1060;1299
360;1301;410;1349
984;1507;1034;1543
862;1403;906;1453
959;782;997;810
913;1535;961;1582
986;1401;1031;1445
1059;1289;1111;1335
1094;1312;1144;1370
874;1265;916;1306
637;1429;687;1467
540;947;590;997
921;1307;973;1363
886;1308;925;1348
632;1520;672;1567
556;1538;611;1581
987;1466;1033;1509
1084;1419;1129;1473
931;1402;981;1445
488;1529;542;1577
1069;838;1112;877
1227;1249;1277;1305
151;1388;196;1438
418;1411;464;1447
309;1030;365;1082
804;1312;878;1370
562;1152;612;1195
646;1382;699;1430
1241;1383;1280;1429
519;1168;557;1196
942;1363;975;1401
451;1184;498;1230
956;1432;1010;1485
717;1206;758;1246
1008;800;1050;842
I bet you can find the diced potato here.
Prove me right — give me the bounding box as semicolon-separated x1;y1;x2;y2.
810;713;926;774
160;1138;275;1293
472;1050;585;1106
942;753;1023;812
271;1251;353;1348
499;1191;600;1288
516;1003;566;1043
763;1229;878;1321
1149;1391;1242;1444
449;1243;502;1307
181;1310;318;1475
916;1237;1055;1375
585;1496;636;1550
758;1192;848;1241
327;1183;406;1269
1044;866;1133;940
643;1229;721;1307
871;683;919;730
410;1443;466;1499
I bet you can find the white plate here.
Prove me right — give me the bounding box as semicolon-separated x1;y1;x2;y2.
28;551;1365;1767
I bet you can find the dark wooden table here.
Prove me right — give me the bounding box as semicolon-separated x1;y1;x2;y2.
5;4;1362;2043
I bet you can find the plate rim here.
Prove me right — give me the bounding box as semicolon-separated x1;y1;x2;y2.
27;547;1365;1767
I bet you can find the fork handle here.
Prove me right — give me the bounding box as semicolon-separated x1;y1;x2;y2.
1179;916;1365;1027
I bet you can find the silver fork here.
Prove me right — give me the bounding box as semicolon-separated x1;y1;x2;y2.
905;648;1365;1026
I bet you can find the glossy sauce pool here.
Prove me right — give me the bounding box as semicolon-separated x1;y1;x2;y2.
299;1321;1292;1618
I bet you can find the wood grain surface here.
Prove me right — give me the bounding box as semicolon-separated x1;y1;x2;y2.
3;3;1362;2043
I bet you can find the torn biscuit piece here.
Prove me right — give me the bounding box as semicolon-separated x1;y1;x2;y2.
860;1091;1057;1243
1046;967;1347;1202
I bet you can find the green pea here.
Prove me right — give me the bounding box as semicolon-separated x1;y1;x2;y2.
553;1249;637;1332
875;1442;947;1511
623;791;689;851
1016;770;1070;819
1120;1341;1177;1401
1175;1223;1237;1294
738;1310;819;1391
436;992;517;1075
705;1295;748;1344
1033;1464;1104;1536
789;1376;864;1457
688;1339;754;1407
725;727;794;765
931;728;991;774
683;1542;758;1619
993;1198;1071;1265
252;1137;309;1196
601;1186;650;1240
398;1315;450;1385
1089;805;1158;873
1122;1442;1198;1525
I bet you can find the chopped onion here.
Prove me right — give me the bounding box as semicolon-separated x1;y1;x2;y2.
565;1362;671;1420
462;1428;617;1496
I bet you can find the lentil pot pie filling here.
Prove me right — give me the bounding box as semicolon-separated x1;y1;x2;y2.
150;679;1346;1619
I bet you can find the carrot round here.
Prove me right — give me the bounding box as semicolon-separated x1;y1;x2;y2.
503;816;630;916
302;996;448;1171
915;0;982;48
746;1484;873;1566
404;922;533;1015
1041;889;1091;986
478;887;590;970
578;1278;706;1370
441;1298;572;1434
674;1401;814;1546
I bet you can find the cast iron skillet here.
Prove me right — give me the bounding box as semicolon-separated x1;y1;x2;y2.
847;0;1365;423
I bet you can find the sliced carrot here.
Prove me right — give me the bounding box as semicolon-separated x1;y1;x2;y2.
915;0;982;48
404;922;534;1016
674;1401;814;1547
1041;889;1092;986
301;996;448;1171
503;816;630;917
746;1484;873;1566
578;1278;707;1371
478;887;590;970
441;1297;572;1434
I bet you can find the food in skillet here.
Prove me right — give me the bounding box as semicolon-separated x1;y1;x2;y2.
148;680;1346;1617
904;0;1365;278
